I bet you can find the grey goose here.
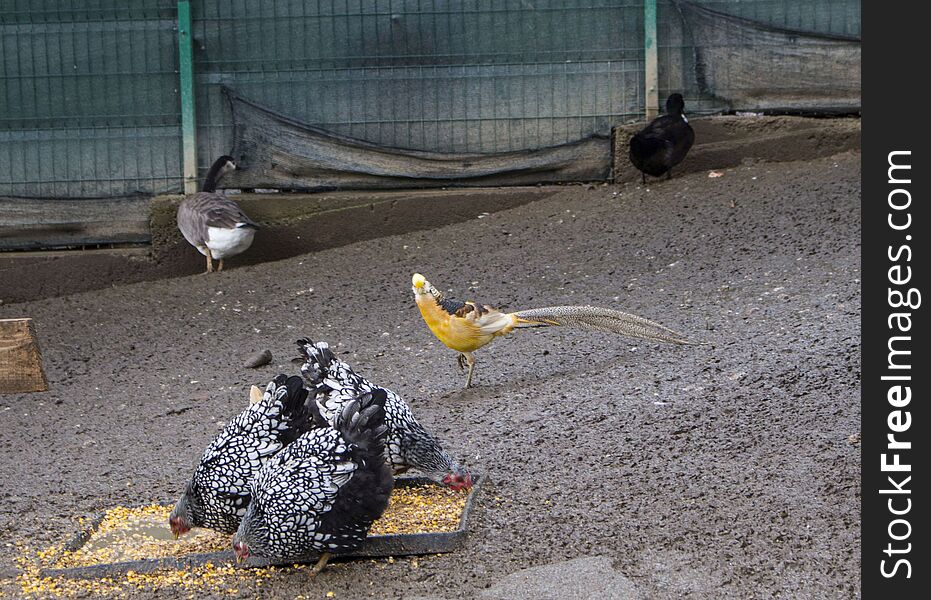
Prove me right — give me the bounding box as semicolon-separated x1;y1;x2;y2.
177;155;259;273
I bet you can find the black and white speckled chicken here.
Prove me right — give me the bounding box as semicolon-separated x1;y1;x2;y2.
232;389;394;576
295;338;472;491
169;375;313;537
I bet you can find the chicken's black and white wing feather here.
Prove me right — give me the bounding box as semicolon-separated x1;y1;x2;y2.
295;339;471;487
241;429;363;559
234;391;394;561
170;375;312;534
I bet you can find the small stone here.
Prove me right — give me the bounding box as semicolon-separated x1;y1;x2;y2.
243;349;273;368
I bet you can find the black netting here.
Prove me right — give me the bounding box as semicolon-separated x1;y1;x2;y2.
222;90;612;192
664;0;860;113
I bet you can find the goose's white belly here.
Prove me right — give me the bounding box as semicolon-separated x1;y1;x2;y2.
204;226;256;259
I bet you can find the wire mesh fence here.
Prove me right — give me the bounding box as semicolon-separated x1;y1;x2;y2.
0;0;182;197
1;0;860;201
190;0;645;183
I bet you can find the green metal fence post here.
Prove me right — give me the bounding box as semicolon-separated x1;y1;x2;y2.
643;0;659;120
177;0;197;194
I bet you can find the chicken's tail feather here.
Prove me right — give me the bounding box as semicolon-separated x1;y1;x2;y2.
261;374;309;413
295;338;335;386
336;389;389;458
263;374;315;444
317;388;394;542
511;305;694;345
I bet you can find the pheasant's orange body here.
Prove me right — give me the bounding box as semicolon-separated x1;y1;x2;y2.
413;292;515;353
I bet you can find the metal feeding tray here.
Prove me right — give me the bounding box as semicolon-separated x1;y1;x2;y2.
41;474;485;580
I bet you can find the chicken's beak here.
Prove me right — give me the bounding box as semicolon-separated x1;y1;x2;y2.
233;541;250;564
169;516;188;540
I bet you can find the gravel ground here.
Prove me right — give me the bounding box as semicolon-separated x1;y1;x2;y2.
0;151;861;599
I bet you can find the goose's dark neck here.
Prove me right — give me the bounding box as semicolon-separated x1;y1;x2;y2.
665;95;685;117
202;160;226;193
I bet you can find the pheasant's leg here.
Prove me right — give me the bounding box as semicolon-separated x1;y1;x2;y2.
641;172;646;185
463;352;477;388
309;552;332;578
217;258;224;272
204;249;214;273
666;169;672;180
457;353;467;372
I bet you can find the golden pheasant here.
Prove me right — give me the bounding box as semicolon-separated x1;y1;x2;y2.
411;273;694;387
